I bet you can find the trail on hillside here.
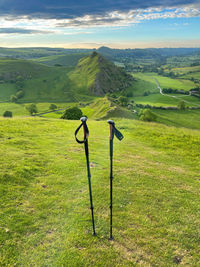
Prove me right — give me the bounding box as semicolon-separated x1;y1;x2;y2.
155;78;200;107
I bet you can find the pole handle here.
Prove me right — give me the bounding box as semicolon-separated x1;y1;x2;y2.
109;123;113;140
75;117;89;144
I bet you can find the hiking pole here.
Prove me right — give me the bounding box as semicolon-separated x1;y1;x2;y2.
75;117;96;236
107;120;124;240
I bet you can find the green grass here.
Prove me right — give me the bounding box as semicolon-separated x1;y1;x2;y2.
172;66;200;74
0;58;96;103
0;117;200;266
134;94;200;107
133;72;196;91
0;102;76;117
0;83;17;101
154;109;200;130
34;53;90;67
128;76;158;96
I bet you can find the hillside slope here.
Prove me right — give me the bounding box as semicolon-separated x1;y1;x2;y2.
34;53;90;67
0;117;200;266
0;58;93;102
69;52;134;96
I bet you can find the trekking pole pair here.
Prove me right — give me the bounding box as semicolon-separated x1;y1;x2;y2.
75;117;123;239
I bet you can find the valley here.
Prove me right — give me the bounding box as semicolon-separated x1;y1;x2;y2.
0;47;199;129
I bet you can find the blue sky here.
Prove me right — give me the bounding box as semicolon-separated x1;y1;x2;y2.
0;0;199;48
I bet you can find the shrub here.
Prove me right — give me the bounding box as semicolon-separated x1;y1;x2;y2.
61;107;83;120
49;104;57;111
10;95;17;102
16;90;24;99
3;111;12;117
177;100;186;110
118;96;128;106
139;109;157;122
26;104;38;115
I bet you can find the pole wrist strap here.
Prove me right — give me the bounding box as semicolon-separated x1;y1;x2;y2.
112;125;124;141
75;122;89;144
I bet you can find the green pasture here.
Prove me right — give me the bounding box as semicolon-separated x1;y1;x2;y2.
154;109;200;130
0;83;16;101
133;72;196;91
172;66;200;74
34;53;90;67
134;94;200;107
128;76;158;96
0;117;200;266
0;102;75;117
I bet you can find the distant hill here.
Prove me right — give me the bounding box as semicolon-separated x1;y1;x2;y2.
34;53;90;67
69;51;134;96
97;46;200;59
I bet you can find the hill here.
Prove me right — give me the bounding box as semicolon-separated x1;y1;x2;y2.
0;117;200;266
34;53;90;67
69;52;134;96
0;58;97;102
0;58;76;102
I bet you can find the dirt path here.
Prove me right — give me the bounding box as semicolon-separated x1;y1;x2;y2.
154;78;200;107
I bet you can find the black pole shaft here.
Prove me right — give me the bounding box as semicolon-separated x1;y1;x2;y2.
109;139;113;240
84;139;96;236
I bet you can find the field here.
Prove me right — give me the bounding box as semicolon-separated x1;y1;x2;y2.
0;58;96;103
133;73;196;91
0;117;200;266
154;109;200;130
0;102;76;117
134;94;200;107
34;53;90;67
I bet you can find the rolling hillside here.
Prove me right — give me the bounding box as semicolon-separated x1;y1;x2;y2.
34;53;90;67
0;58;95;102
1;117;200;266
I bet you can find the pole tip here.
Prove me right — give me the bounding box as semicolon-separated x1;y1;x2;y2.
107;119;114;125
80;116;87;122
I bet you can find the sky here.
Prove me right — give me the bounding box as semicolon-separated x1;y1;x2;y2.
0;0;199;48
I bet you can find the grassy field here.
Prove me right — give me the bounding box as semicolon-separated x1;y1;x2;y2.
172;66;200;74
133;73;196;91
34;53;90;67
127;77;158;96
134;94;200;107
0;117;200;266
0;102;78;117
0;58;96;103
154;109;200;130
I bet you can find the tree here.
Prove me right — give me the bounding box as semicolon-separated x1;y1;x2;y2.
26;104;38;115
139;109;157;122
10;95;17;102
118;96;128;106
3;111;12;117
177;100;186;110
16;90;24;99
49;104;57;111
61;107;83;120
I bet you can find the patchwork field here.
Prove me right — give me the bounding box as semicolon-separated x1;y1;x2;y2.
133;73;196;91
134;94;200;107
0;117;200;266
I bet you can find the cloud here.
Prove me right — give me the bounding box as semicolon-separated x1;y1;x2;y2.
55;7;200;28
0;0;199;19
0;27;52;34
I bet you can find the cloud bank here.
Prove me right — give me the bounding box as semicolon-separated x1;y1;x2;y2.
0;0;199;19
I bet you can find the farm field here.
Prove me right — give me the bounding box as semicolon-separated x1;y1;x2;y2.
154;109;200;130
134;93;200;107
0;102;76;117
133;72;196;91
0;117;200;266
